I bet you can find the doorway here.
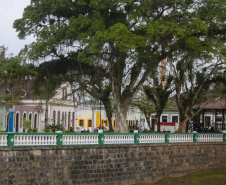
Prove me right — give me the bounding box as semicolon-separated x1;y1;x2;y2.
205;116;211;128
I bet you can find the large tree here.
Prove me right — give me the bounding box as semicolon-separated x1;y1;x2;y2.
0;56;36;104
143;72;173;133
14;0;226;132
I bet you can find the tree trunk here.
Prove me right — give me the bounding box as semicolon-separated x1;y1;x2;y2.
108;117;113;132
151;120;155;132
114;104;128;133
157;114;161;133
177;119;189;133
45;98;49;127
146;119;151;131
102;101;114;132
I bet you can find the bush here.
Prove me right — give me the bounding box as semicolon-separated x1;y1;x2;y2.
32;128;38;133
128;125;139;133
22;119;31;129
43;124;64;133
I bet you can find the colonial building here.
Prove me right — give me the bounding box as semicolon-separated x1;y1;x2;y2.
0;82;76;132
199;96;226;131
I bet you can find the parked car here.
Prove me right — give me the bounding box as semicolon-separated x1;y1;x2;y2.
94;126;109;133
76;126;89;133
104;126;109;131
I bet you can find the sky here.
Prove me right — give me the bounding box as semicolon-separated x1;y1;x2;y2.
0;0;33;56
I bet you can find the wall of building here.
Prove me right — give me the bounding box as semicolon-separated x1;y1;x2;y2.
200;110;226;129
0;143;225;185
76;108;142;130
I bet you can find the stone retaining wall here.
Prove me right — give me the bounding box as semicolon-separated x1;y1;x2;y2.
0;143;225;185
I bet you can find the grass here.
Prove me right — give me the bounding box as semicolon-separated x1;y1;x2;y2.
133;168;226;185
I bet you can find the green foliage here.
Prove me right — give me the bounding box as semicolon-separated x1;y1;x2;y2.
43;124;64;133
32;128;38;133
128;124;139;133
13;0;226;132
22;119;31;129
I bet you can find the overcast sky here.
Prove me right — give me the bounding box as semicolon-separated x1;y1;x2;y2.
0;0;33;56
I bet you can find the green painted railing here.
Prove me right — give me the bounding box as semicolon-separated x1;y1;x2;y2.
0;132;225;147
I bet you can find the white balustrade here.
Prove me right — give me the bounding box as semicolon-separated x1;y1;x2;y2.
197;134;223;142
0;135;8;146
63;135;99;145
139;134;165;144
169;134;193;143
104;134;134;144
14;135;57;146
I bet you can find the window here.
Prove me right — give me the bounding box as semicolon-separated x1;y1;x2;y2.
34;114;38;128
162;115;167;122
72;112;75;127
172;115;178;122
16;112;19;132
65;112;67;126
79;119;84;127
88;120;92;127
29;113;32;127
53;111;56;125
62;112;64;124
216;116;222;122
62;88;67;100
68;112;71;129
21;112;27;128
23;112;27;120
57;111;60;124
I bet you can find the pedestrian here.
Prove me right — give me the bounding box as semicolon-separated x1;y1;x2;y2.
211;125;214;133
198;126;203;133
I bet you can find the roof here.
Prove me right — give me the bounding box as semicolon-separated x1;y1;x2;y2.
202;96;226;110
0;80;33;103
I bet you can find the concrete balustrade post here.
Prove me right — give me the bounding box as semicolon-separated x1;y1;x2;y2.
57;133;63;146
193;133;198;143
99;133;104;145
7;133;14;147
134;133;139;144
165;133;169;144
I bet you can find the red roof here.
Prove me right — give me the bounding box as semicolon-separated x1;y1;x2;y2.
202;97;226;110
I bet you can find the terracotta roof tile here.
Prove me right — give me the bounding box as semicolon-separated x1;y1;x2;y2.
202;97;226;110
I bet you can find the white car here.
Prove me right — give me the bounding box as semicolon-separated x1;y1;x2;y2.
76;126;89;132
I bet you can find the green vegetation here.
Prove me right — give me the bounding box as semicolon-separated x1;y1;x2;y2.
9;0;226;133
43;124;65;133
133;168;226;185
22;119;31;131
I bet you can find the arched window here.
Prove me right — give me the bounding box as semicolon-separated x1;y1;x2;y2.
53;111;56;125
65;112;67;126
57;111;60;125
68;112;71;129
62;112;64;125
21;112;27;128
16;112;19;132
29;113;32;128
72;112;75;127
23;112;27;120
34;113;38;128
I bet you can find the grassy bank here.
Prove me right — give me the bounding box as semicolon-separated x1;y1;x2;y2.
133;168;226;185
